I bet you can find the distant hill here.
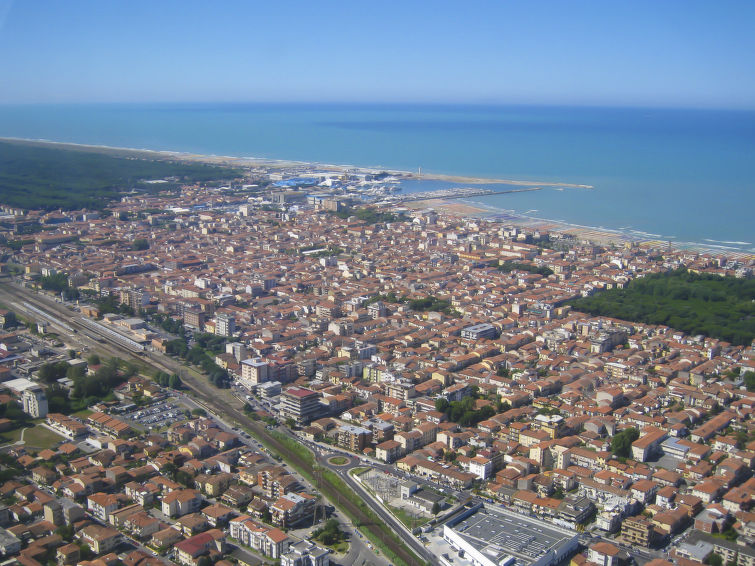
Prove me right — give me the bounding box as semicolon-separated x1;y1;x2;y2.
569;269;755;346
0;140;242;211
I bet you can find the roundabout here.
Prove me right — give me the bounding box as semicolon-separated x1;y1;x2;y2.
328;455;351;466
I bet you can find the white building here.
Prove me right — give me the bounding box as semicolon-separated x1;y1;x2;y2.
281;540;330;566
241;358;269;385
22;385;48;418
443;505;579;566
216;314;236;337
467;455;493;480
226;342;248;362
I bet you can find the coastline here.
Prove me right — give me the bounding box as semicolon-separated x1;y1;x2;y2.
2;136;752;259
0;136;592;189
405;199;639;246
405;199;754;260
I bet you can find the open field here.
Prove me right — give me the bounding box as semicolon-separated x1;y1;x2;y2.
71;408;94;419
0;428;24;445
23;425;65;450
0;424;64;451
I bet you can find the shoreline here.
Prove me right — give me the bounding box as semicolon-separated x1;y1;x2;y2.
2;136;752;259
405;199;754;259
0;136;592;189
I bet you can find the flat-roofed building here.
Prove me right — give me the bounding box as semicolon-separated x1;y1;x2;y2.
242;358;270;385
258;381;282;399
281;539;330;566
684;530;755;566
461;323;496;340
621;515;655;548
0;527;21;557
443;504;578;566
22;385;48;418
280;387;322;426
216;313;235;337
337;425;372;452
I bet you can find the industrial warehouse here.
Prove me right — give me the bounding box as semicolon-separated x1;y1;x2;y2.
443;504;579;566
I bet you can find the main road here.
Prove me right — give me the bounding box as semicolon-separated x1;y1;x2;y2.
278;427;440;566
0;279;429;566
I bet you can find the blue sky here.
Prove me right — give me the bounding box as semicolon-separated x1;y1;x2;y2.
1;0;754;108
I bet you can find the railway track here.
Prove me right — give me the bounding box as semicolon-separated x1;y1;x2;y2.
0;280;426;566
159;356;426;566
213;404;425;566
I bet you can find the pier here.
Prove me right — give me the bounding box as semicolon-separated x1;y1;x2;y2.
390;186;543;203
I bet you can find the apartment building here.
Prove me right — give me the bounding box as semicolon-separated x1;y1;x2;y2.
280;387;322;426
22;385;48;418
241;358;270;385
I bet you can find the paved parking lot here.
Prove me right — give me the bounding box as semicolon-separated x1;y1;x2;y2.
120;400;187;430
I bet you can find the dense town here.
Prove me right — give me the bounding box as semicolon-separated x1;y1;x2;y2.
0;166;753;566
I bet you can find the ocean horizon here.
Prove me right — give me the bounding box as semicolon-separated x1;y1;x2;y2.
0;102;753;252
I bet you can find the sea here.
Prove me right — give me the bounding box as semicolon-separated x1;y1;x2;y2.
0;103;753;253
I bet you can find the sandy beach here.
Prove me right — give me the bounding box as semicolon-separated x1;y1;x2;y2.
3;137;751;259
405;199;636;245
405;199;754;259
404;200;492;217
0;137;592;190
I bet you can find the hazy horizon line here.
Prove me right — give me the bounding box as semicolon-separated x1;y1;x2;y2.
1;99;754;113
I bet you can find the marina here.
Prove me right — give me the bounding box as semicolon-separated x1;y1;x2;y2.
387;186;544;203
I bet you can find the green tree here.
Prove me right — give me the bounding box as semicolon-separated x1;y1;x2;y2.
431;502;440;515
66;364;86;381
705;553;723;566
161;462;177;481
40;272;70;293
166;339;188;357
2;311;17;328
55;524;75;541
132;238;149;251
498;260;553;277
0;140;241;211
461;396;475;412
569;269;755;346
744;371;755;392
78;543;94;561
38;361;70;384
313;518;344;546
3;401;29;424
176;470;194;487
611;428;640;458
46;384;71;414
